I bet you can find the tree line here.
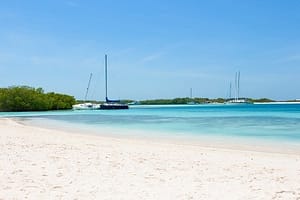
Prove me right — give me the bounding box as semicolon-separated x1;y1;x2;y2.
0;85;276;112
134;97;275;105
0;86;76;112
139;98;210;105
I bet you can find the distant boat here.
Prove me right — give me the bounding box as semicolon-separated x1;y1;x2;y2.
100;55;129;110
128;101;140;105
225;71;252;104
187;88;196;105
72;73;101;110
226;98;251;104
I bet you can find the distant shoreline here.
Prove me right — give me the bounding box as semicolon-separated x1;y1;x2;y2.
253;101;300;104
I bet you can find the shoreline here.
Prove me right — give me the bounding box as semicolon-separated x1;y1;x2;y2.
1;118;300;199
17;117;300;155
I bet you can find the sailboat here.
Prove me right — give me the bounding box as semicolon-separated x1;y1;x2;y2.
100;55;129;109
72;73;101;110
225;71;252;104
187;88;196;105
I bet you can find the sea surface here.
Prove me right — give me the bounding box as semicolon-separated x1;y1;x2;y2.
1;103;300;145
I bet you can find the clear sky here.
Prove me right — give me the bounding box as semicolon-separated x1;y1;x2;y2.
0;0;299;100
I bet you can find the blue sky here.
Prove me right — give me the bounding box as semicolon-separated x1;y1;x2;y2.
0;0;299;100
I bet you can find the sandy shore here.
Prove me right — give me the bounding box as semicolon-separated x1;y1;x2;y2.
1;118;300;199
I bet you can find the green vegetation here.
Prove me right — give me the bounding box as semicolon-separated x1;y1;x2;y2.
0;85;289;111
287;99;300;102
248;98;275;103
0;86;76;112
75;100;104;104
130;97;279;105
140;98;212;105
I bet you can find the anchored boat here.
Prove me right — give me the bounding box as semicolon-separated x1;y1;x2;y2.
73;73;101;110
100;55;129;110
225;71;252;104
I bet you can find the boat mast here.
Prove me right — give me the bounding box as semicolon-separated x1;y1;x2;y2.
190;88;193;99
237;71;240;101
105;54;108;102
234;72;237;101
229;82;232;99
84;73;93;102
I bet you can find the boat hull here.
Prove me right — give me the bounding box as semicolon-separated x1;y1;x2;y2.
72;103;101;110
100;103;129;110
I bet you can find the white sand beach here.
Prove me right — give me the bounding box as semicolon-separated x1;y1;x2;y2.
1;118;300;200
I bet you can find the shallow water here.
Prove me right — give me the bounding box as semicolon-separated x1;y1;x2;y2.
1;103;300;144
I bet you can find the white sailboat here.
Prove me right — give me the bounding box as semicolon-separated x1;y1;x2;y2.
187;88;196;105
72;73;100;110
225;71;252;104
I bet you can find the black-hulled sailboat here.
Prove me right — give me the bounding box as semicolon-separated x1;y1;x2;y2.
100;55;129;110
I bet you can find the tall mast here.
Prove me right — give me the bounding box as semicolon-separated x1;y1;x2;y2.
237;71;240;100
229;82;232;99
190;88;193;99
84;73;93;102
105;54;108;101
235;72;237;101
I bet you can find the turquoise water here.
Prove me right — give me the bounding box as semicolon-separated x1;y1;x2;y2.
1;103;300;143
